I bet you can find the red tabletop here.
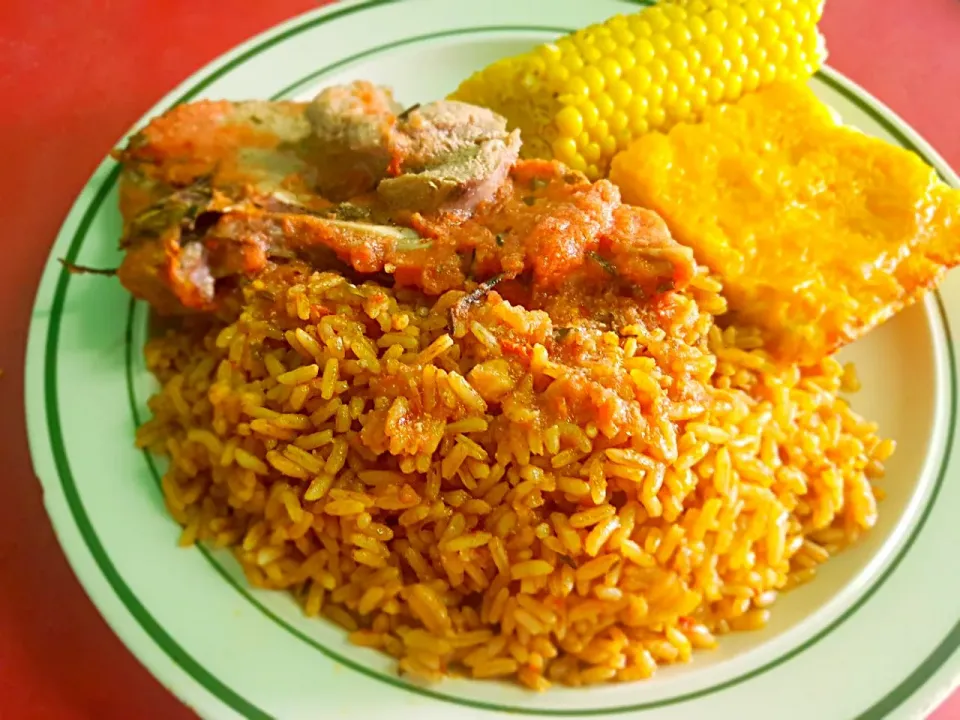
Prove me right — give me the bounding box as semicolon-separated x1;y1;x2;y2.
2;1;959;718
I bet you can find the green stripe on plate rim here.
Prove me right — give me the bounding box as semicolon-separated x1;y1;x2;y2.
40;2;960;718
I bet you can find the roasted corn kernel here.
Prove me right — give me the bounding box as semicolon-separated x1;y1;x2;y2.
451;0;826;179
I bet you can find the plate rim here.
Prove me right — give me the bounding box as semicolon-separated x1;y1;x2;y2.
23;1;960;718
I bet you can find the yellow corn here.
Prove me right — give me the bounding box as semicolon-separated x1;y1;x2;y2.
450;0;826;179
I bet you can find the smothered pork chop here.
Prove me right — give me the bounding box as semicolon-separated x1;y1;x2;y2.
115;81;693;325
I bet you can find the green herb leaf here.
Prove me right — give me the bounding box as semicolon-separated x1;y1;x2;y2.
589;251;617;276
398;103;421;121
129;176;215;239
448;273;506;334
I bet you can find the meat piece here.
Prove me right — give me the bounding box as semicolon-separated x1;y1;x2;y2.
395;101;512;169
117;100;314;219
208;212;429;276
377;130;521;213
116;234;188;316
377;101;522;214
115;155;696;314
117;207;431;313
169;242;216;310
113;84;407;314
112;86;693;318
304;81;403;199
598;205;696;295
387;161;695;299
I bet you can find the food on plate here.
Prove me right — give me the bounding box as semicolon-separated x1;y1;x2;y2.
108;0;954;689
122;74;901;689
140;258;888;689
115;82;523;315
610;81;960;364
451;0;826;179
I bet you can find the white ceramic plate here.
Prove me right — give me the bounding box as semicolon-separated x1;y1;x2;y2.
24;0;960;718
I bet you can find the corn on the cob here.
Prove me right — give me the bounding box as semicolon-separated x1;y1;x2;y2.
450;0;826;179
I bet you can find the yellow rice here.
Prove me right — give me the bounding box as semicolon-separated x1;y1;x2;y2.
137;266;892;690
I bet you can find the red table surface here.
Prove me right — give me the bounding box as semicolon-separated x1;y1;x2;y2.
2;1;959;718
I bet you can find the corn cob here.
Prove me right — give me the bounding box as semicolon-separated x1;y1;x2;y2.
450;0;826;179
